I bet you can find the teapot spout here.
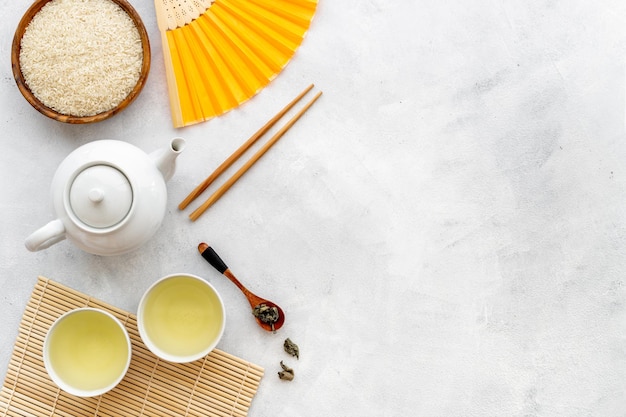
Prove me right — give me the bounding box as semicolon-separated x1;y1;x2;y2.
151;138;186;181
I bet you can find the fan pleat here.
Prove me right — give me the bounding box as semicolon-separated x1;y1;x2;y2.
171;28;206;123
210;4;278;79
246;0;317;28
195;17;249;106
181;24;218;119
212;2;285;74
189;21;239;114
156;0;318;127
201;11;262;100
219;0;296;61
166;30;195;125
227;0;309;46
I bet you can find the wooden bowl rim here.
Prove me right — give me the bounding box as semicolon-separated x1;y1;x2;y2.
11;0;151;124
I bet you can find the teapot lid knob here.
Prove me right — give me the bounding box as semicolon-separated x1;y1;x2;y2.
88;188;105;203
69;165;133;228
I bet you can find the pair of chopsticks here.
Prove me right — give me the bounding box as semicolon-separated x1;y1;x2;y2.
179;84;323;221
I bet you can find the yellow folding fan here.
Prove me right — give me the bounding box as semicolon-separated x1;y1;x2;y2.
154;0;318;128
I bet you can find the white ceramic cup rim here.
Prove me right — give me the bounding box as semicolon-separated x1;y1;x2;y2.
137;273;226;363
43;307;132;397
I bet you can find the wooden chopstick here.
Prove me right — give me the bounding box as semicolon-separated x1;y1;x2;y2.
178;84;315;210
188;90;323;221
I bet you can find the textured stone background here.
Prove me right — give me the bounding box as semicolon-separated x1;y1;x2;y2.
1;0;625;415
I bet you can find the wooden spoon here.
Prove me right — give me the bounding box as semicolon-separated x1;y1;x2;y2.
198;243;285;332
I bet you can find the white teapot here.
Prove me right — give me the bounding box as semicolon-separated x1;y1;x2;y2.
25;138;186;256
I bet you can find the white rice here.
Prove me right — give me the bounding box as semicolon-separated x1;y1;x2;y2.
19;0;144;117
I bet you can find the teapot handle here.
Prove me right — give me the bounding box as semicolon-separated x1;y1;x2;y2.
25;219;66;252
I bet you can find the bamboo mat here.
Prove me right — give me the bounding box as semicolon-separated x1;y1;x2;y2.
0;276;264;417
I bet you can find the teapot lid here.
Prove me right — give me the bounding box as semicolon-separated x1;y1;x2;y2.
69;165;133;228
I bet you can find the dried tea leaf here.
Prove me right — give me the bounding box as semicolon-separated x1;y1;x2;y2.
283;338;300;359
253;303;280;331
278;360;294;381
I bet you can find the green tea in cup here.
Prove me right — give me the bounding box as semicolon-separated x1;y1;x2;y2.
44;308;131;397
138;274;225;363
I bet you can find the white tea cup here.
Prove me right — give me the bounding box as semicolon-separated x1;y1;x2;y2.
43;308;131;397
137;273;225;363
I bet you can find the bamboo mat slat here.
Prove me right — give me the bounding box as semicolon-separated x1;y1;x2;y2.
0;277;264;417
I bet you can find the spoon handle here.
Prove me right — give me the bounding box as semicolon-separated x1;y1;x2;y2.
200;244;228;274
198;243;262;306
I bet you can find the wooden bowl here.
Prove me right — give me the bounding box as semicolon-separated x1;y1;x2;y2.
11;0;151;124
